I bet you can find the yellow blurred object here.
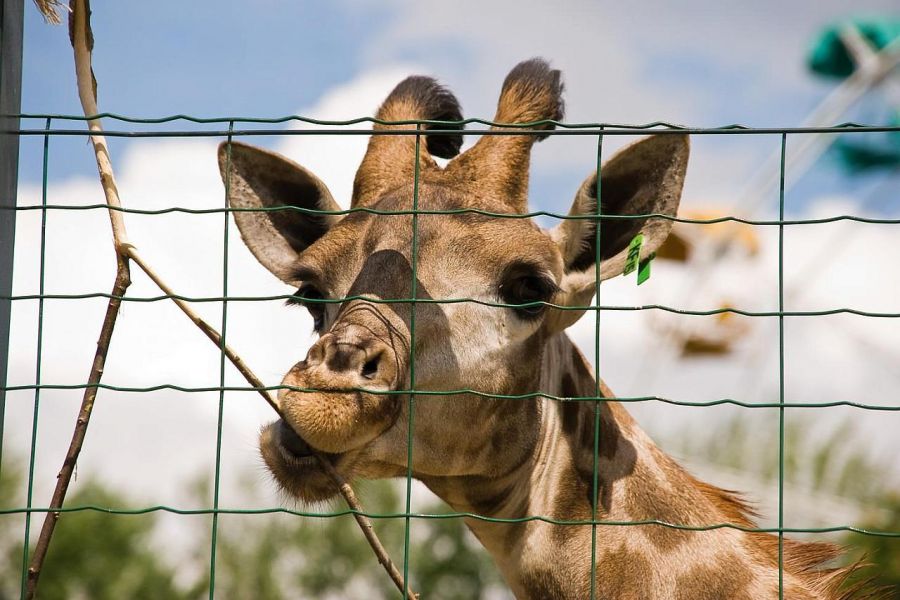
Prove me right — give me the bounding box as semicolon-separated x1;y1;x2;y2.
680;300;750;356
654;230;690;261
657;208;760;262
652;207;760;357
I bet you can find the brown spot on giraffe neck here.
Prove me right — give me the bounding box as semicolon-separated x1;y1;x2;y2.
596;544;656;600
518;570;569;600
674;561;754;600
559;374;619;462
555;342;635;514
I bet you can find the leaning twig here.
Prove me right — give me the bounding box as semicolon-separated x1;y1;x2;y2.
128;253;417;599
125;251;277;410
125;250;417;598
128;254;417;600
25;0;128;596
27;2;417;598
317;457;418;599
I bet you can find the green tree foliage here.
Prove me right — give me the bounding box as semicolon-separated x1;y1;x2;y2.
3;416;898;599
208;478;504;599
673;416;894;502
0;458;504;599
844;496;900;596
0;462;189;600
0;459;26;600
205;480;405;599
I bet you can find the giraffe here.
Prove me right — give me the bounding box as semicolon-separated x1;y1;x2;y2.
218;59;879;599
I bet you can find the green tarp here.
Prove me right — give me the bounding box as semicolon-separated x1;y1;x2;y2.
809;18;900;171
833;118;900;172
808;17;900;79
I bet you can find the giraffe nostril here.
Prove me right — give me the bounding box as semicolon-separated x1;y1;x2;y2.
361;353;381;380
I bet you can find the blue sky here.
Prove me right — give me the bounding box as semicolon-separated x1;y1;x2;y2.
19;2;383;182
23;2;377;116
19;0;900;215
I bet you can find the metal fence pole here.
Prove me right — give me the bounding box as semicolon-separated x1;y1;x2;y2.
0;0;25;473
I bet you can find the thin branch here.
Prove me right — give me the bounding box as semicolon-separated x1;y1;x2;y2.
317;457;419;599
127;251;418;600
26;2;418;598
128;249;418;599
24;270;129;598
25;1;129;596
126;249;417;598
125;249;278;413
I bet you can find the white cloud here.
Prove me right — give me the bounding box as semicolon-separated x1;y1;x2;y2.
566;197;900;487
278;64;423;206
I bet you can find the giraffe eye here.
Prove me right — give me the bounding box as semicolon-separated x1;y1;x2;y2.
500;270;557;320
288;285;326;331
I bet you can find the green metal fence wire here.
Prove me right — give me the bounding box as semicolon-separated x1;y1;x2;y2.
10;204;900;225
5;503;900;536
3;113;900;600
4;383;900;411
403;124;423;600
18;117;50;600
778;133;787;599
590;130;604;600
208;122;235;600
6;291;900;318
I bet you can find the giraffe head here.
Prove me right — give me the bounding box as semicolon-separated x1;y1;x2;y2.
218;59;689;502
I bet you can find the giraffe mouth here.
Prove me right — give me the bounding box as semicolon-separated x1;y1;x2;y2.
260;419;345;503
277;419;315;460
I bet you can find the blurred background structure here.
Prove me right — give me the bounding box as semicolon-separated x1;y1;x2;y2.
2;1;899;598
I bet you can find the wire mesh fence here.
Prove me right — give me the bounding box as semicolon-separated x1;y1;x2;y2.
2;112;900;600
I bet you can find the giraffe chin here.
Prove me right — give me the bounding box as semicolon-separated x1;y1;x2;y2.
259;419;343;503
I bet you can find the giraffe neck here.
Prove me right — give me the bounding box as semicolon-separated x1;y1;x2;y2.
425;332;840;600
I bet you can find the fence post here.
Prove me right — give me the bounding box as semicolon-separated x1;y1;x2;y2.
0;0;25;471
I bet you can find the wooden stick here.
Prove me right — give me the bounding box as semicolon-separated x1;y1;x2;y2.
128;250;418;599
317;456;419;599
126;249;417;598
24;271;129;599
127;251;417;599
25;1;129;596
27;2;418;598
125;249;278;413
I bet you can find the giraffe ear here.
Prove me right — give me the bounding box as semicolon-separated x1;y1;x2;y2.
546;134;689;332
218;141;342;285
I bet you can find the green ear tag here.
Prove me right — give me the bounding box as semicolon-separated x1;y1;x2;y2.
623;234;643;276
637;252;655;285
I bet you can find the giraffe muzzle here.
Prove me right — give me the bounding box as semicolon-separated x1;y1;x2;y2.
277;325;406;454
